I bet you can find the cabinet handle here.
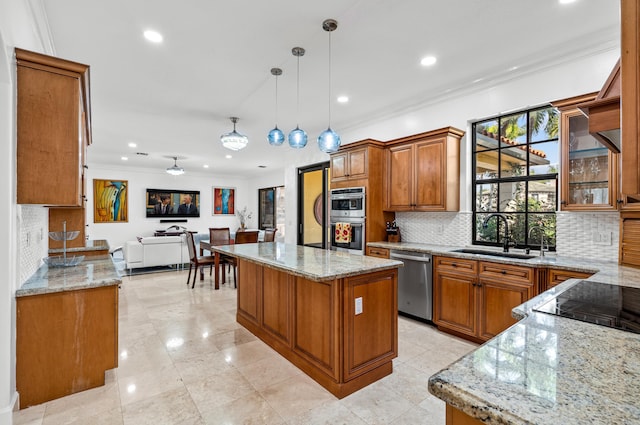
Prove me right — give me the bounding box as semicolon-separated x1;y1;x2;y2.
501;270;506;274
560;200;566;205
477;283;482;287
84;165;89;169
452;263;457;267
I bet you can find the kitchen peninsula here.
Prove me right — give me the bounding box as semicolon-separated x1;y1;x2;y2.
209;242;402;398
15;253;120;408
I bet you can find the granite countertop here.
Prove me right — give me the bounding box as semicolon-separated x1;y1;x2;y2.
391;240;640;423
17;254;121;297
211;242;402;282
48;239;110;254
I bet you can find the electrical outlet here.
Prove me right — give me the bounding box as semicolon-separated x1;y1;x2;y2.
25;232;30;247
355;297;363;315
594;231;612;246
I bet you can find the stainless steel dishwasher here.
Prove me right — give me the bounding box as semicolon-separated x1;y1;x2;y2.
390;250;433;321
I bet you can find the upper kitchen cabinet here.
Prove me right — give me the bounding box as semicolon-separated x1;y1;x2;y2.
16;48;92;206
385;127;464;212
330;141;384;184
554;93;619;211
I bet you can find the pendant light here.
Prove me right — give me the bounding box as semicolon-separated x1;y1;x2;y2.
267;67;285;146
221;117;248;151
318;19;341;153
166;156;185;175
288;47;307;148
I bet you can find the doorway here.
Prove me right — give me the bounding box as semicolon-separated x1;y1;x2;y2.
297;162;330;249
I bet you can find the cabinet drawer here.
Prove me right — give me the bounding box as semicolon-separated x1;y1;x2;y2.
548;269;593;288
434;256;477;275
366;246;390;258
479;261;533;284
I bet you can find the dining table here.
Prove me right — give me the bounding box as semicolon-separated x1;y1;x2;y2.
199;239;234;289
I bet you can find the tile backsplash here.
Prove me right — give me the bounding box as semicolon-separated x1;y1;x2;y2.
18;205;48;283
394;210;620;262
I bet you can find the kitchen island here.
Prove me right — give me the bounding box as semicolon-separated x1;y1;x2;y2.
210;242;402;398
16;254;121;408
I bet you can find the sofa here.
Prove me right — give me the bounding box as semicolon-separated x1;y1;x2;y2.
123;235;189;271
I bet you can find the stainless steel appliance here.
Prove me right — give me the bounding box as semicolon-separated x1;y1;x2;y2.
390;250;433;321
330;187;365;218
330;187;365;254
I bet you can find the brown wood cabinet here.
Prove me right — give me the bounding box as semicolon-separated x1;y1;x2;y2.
330;139;394;246
385;127;464;212
544;268;593;291
236;258;398;398
433;256;535;343
16;48;91;206
366;246;390;258
49;207;86;249
555;94;619;211
330;146;368;182
16;285;118;408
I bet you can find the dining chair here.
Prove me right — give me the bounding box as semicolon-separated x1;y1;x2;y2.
185;231;216;288
225;230;259;287
263;228;277;242
209;227;234;283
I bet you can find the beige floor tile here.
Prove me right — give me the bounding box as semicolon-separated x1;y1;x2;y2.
287;399;369;425
185;368;256;410
199;391;285;425
173;350;236;385
117;364;185;406
122;387;203;425
380;363;434;405
260;375;335;421
43;407;123;425
236;352;303;391
12;404;45;425
39;382;121;424
340;380;414;425
390;404;444;425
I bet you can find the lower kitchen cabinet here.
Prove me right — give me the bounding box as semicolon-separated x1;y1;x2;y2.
433;256;535;343
545;268;594;290
366;246;390;258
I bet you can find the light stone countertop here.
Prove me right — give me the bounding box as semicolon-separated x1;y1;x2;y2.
372;242;640;423
211;242;402;282
48;239;110;254
16;254;121;297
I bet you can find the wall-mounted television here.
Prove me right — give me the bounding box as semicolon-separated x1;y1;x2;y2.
146;188;200;218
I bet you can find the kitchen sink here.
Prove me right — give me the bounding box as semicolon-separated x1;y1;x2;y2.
451;248;536;260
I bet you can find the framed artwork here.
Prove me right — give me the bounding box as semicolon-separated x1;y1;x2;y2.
213;187;235;215
94;179;128;223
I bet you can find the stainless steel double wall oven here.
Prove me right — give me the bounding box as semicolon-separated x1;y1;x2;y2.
329;187;365;254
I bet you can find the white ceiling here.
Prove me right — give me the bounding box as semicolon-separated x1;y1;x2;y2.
42;0;620;177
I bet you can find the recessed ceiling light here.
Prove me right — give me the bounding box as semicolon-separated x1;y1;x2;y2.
143;30;163;43
225;155;232;159
203;164;209;168
508;66;519;72
420;56;437;67
337;95;349;103
121;156;128;161
128;142;137;148
559;0;577;4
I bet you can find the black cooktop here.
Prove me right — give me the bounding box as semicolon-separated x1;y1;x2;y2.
533;280;640;334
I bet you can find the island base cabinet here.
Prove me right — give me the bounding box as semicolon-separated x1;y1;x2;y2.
446;404;484;425
16;285;118;408
236;259;397;398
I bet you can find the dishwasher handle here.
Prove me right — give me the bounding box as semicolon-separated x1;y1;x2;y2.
390;252;431;263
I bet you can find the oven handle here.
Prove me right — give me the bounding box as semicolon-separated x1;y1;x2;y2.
330;219;365;225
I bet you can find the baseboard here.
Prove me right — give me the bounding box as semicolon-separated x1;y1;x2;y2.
0;391;19;425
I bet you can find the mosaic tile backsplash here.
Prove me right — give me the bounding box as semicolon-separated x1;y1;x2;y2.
19;205;48;284
394;210;619;262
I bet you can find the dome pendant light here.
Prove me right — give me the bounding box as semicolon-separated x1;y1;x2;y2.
220;117;249;151
267;67;285;146
288;47;307;149
318;18;341;154
166;156;185;175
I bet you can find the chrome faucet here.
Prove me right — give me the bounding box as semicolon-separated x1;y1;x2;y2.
482;213;511;252
528;226;548;257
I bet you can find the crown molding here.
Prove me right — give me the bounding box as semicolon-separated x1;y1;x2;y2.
25;0;56;56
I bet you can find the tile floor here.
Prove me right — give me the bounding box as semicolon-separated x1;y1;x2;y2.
13;268;477;425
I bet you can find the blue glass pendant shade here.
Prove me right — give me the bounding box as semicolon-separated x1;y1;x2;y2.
268;127;285;146
317;128;341;153
288;127;308;148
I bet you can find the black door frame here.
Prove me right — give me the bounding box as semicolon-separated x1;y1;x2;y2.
297;161;330;248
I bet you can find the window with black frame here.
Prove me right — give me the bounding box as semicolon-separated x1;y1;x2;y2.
472;105;558;251
258;186;284;230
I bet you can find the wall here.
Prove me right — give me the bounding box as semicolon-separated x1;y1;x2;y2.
86;165;252;249
1;0;55;422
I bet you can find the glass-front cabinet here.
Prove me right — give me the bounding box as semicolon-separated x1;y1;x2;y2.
559;106;619;211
